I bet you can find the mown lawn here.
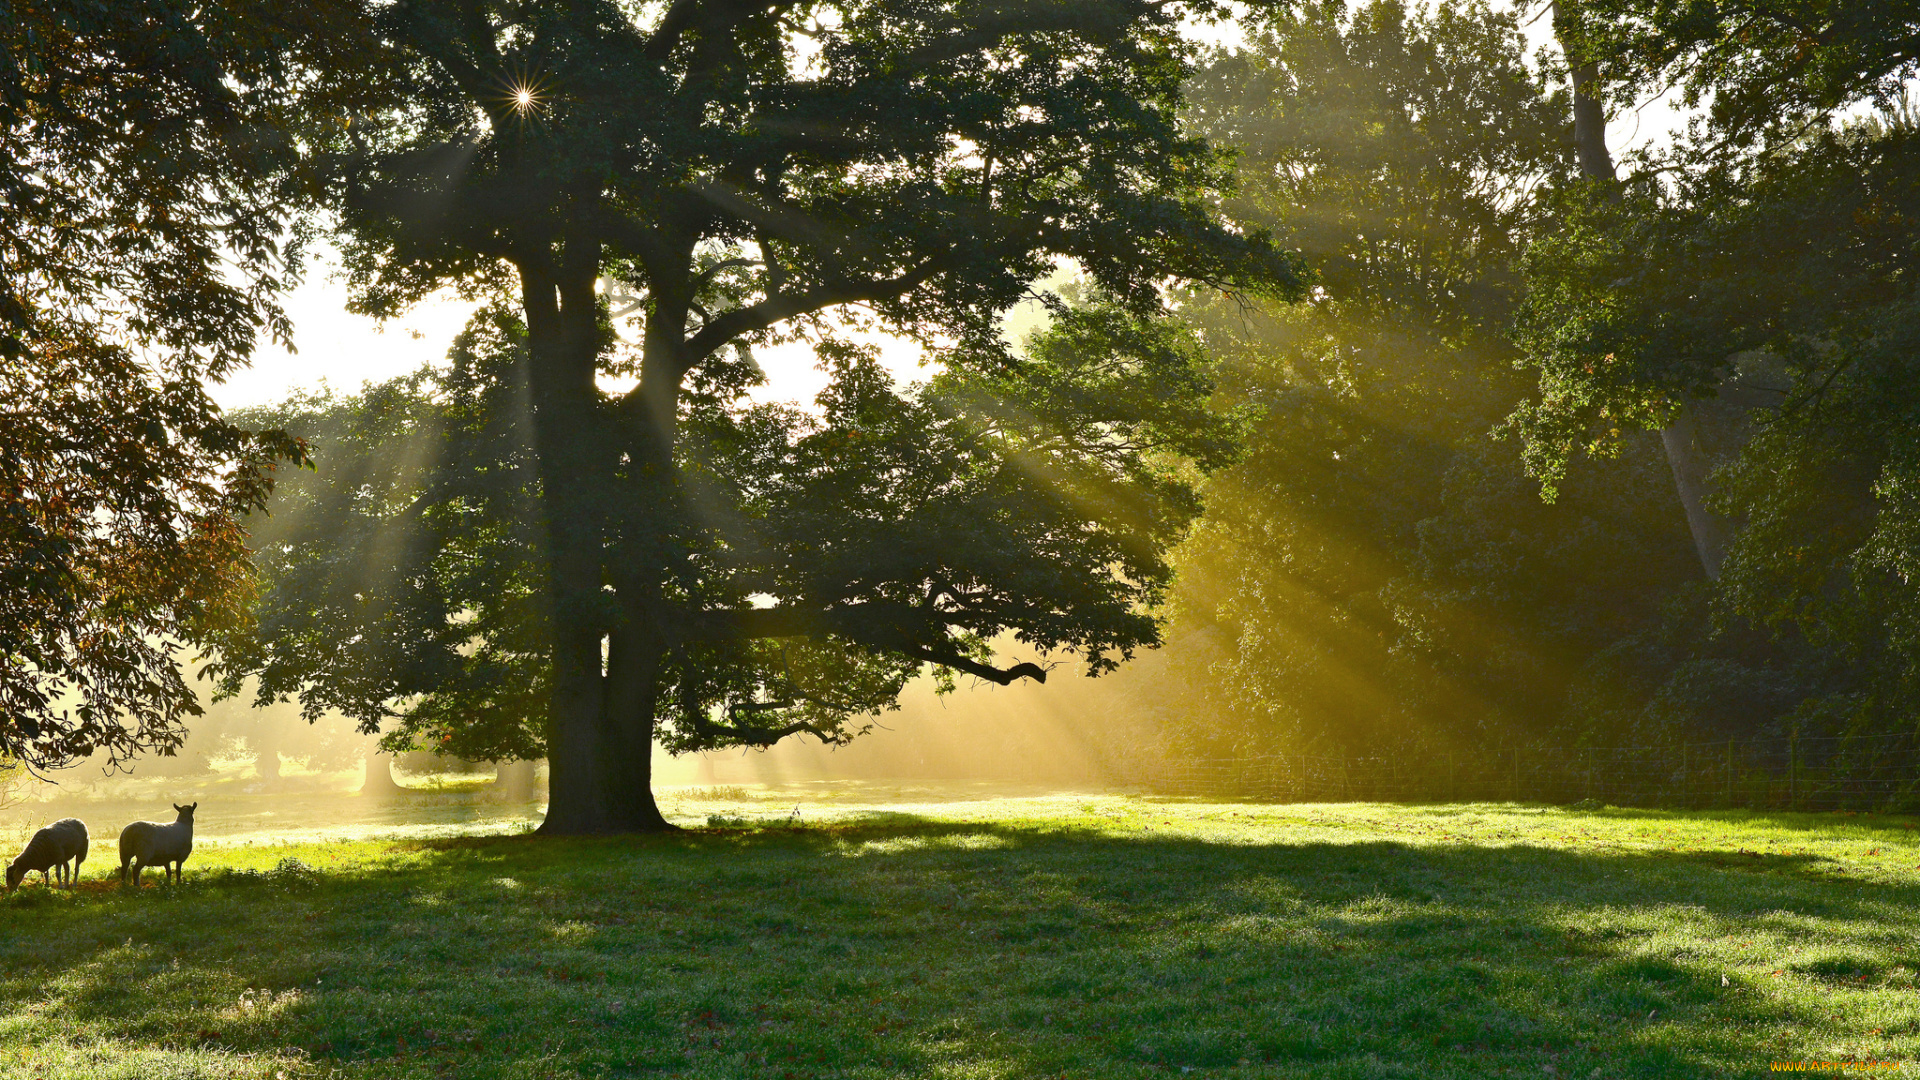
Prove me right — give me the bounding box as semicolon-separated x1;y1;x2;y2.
0;797;1916;1079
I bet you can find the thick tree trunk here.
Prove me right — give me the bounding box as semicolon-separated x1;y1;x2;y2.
1555;1;1726;579
521;248;678;835
597;623;676;831
534;608;618;833
534;618;674;832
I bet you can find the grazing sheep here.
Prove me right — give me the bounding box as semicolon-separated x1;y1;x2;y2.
6;819;88;892
119;803;196;887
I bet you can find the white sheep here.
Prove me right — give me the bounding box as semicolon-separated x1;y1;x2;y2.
6;818;88;892
119;803;196;887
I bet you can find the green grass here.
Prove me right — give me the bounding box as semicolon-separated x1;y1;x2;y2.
1;798;1917;1078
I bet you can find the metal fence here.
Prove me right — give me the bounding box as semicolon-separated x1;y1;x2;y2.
1133;731;1920;812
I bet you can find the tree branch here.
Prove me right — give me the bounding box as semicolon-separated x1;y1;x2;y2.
642;0;706;61
644;1;796;65
595;205;694;287
709;702;825;746
678;605;1047;686
886;2;1153;73
693;179;877;256
900;644;1047;686
676;257;946;365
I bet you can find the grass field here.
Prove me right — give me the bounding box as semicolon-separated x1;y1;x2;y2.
0;796;1916;1079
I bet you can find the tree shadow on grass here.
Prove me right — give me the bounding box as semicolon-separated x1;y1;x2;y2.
1;814;1915;1079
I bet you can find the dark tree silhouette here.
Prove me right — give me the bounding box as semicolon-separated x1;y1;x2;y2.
219;1;1297;833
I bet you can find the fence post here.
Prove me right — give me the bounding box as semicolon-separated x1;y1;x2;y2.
1790;728;1799;811
1725;739;1734;807
1681;741;1690;808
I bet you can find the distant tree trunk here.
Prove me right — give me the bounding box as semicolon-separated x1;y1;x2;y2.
1659;413;1732;576
495;758;540;801
1555;1;1727;579
361;752;404;796
253;740;281;784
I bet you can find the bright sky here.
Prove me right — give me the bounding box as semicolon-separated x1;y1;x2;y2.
211;4;1690;414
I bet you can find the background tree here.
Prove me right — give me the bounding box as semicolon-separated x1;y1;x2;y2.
222;0;1296;833
0;1;353;771
1508;1;1920;744
1567;0;1920;151
1112;0;1696;758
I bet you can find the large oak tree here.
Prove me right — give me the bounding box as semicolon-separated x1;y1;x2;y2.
223;1;1296;833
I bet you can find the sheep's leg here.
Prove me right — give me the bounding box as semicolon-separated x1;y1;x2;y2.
71;854;82;887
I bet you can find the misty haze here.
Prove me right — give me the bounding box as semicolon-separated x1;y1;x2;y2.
4;1;1917;1077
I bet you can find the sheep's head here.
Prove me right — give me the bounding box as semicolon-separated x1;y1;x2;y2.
173;803;197;823
4;861;23;893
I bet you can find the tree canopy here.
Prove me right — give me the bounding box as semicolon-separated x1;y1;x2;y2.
0;0;345;770
1564;0;1920;149
1098;0;1693;757
1499;0;1920;744
214;0;1298;832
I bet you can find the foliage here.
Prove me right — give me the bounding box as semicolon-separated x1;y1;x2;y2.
0;1;342;770
1704;125;1920;739
219;307;549;763
1;800;1918;1077
1124;0;1694;755
1561;0;1920;148
1509;0;1920;742
227;0;1300;830
1186;0;1567;333
227;290;1246;766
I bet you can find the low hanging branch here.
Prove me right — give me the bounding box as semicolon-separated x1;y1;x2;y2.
677;604;1050;686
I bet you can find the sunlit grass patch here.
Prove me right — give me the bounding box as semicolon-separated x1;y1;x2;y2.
0;799;1916;1077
